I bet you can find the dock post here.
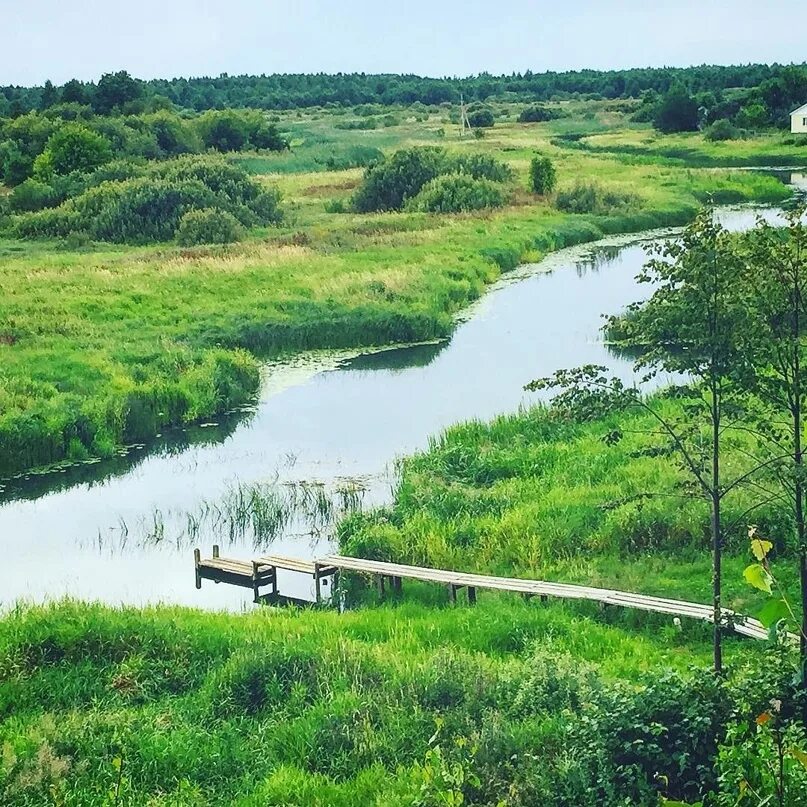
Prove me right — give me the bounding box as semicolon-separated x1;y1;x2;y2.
194;549;202;589
314;563;322;604
468;587;477;605
449;584;458;604
213;545;220;559
377;575;386;598
251;561;260;603
393;576;402;595
540;594;548;604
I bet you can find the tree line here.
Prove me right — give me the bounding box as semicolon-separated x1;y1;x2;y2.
2;63;805;116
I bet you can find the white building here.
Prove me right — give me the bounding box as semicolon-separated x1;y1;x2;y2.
791;103;807;134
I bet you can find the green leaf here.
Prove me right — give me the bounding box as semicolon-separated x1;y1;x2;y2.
744;563;773;594
790;748;807;770
751;537;773;561
758;598;789;628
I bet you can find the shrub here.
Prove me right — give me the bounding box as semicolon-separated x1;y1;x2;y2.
175;208;244;246
196;110;287;152
8;179;62;213
352;147;448;212
0;139;34;185
74;177;219;242
518;105;557;123
13;206;81;239
468;108;495;128
529;155;557;195
196;110;249;152
321;144;384;171
406;174;505;213
451;153;513;182
352;147;512;213
335;118;379;130
555;181;640;215
141;111;201;156
704;118;741;141
33;123;112;178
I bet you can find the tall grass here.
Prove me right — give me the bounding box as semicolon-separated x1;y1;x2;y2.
0;595;771;806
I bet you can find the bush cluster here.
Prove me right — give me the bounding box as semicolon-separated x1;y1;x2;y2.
704;118;743;141
9;156;281;244
352;146;512;213
528;155;557;195
175;208;245;246
518;104;558;123
0;108;288;188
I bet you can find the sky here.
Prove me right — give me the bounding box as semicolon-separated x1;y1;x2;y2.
2;0;806;86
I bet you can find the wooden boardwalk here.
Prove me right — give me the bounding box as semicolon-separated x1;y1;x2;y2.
195;547;769;641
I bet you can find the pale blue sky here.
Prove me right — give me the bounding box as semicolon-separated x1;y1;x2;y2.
2;0;805;86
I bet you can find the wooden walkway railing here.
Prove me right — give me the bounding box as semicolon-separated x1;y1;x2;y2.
194;547;770;641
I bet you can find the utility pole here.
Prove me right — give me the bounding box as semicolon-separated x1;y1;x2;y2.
458;93;472;137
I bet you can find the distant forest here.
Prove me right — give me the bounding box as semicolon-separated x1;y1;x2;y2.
2;63;806;114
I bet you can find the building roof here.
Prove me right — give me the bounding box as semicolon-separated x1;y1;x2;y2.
791;103;807;116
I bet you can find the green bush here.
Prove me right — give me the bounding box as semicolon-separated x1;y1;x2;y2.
653;85;700;133
335;118;379;130
175;208;244;246
467;106;495;128
704;118;741;141
528;155;557;195
352;147;448;212
555;181;640;215
33;123;112;178
352;147;512;213
518;105;557;123
451;152;513;183
8;178;62;212
196;109;287;152
406;174;506;213
11;156;281;243
141;111;201;156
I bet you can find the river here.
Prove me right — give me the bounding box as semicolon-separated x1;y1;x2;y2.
0;197;803;609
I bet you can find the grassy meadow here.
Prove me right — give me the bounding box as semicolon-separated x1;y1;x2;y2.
0;100;797;477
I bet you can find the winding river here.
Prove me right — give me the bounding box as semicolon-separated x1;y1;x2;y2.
1;185;804;610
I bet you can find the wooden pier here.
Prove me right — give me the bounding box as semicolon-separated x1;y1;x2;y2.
195;548;770;641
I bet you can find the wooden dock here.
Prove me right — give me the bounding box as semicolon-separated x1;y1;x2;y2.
195;548;770;641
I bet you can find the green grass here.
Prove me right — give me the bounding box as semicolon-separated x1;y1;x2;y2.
0;594;764;806
0;108;795;477
339;401;800;617
553;126;807;167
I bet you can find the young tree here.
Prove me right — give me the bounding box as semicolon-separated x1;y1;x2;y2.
740;206;807;669
529;155;556;195
529;209;754;673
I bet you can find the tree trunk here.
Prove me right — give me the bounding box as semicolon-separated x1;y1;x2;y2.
712;381;723;675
